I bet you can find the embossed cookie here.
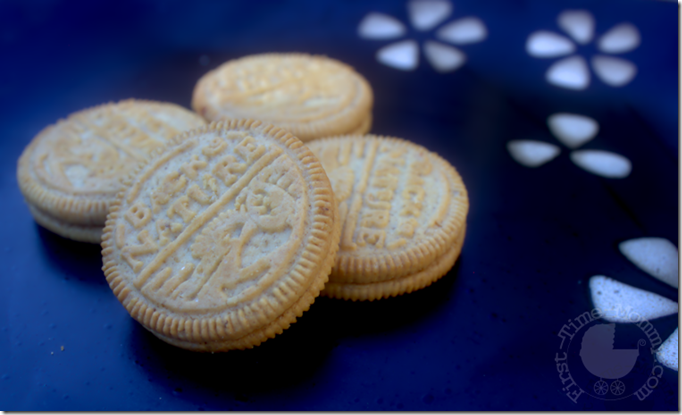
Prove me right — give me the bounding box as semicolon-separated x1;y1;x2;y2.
17;99;206;243
192;53;373;142
101;119;340;351
307;135;468;301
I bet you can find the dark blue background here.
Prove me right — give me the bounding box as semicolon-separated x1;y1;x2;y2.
0;0;677;410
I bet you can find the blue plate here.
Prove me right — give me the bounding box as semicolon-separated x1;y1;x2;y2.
0;0;677;410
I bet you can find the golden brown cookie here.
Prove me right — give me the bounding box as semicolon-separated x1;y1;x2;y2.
307;135;468;301
101;119;340;351
192;53;373;142
17;99;206;243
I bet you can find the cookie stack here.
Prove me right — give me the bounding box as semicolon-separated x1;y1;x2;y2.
17;53;468;352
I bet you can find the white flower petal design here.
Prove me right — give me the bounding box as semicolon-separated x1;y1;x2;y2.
376;40;419;71
436;17;487;45
597;23;641;54
546;55;590;90
589;276;679;323
592;55;637;87
547;113;599;149
557;10;595;45
408;0;452;31
526;10;641;91
657;328;679;371
358;13;407;40
570;150;631;178
619;238;679;288
507;140;561;167
526;31;576;58
423;40;466;72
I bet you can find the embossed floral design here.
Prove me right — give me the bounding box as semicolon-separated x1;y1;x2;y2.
526;10;640;90
507;113;632;179
358;0;487;72
184;181;297;301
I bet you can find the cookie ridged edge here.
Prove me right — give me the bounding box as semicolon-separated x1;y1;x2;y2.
322;225;466;301
309;134;469;282
17;99;205;227
191;53;374;142
101;119;340;351
27;202;103;243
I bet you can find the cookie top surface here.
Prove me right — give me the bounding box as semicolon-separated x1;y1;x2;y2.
307;135;468;283
17;99;206;225
192;53;373;141
101;119;338;351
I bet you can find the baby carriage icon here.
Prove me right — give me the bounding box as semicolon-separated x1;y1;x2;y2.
580;323;646;396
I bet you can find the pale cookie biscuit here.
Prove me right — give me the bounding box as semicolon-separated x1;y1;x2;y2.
323;225;466;301
192;53;373;142
307;135;468;301
17;99;206;243
101;119;340;351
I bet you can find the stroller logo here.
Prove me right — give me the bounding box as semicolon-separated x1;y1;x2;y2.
580;324;645;396
555;307;664;403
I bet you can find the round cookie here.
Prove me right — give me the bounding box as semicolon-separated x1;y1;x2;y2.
101;119;340;351
192;53;373;142
17;99;206;243
307;135;468;301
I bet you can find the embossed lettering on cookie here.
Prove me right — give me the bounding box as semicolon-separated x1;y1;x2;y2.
16;99;206;243
308;135;468;301
101;120;341;351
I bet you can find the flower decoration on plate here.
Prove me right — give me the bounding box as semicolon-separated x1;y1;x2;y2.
526;10;640;90
508;113;632;179
358;0;487;73
588;237;679;371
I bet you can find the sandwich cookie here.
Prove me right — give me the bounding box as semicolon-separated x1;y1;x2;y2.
17;99;206;243
192;53;373;142
307;135;468;301
102;120;340;351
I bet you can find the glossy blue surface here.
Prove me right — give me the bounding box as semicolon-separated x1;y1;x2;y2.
0;0;677;410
